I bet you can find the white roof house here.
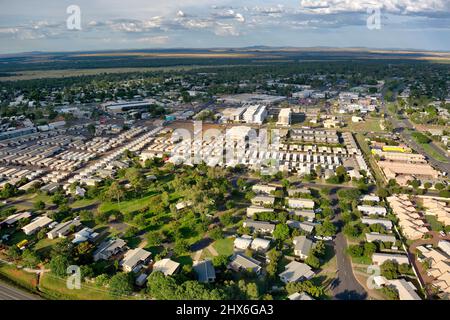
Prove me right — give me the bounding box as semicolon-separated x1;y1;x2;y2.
360;195;381;202
357;205;387;216
365;233;396;243
288;198;315;209
1;212;32;227
286;220;316;234
293;236;314;260
22;216;53;235
47;218;81;240
121;248;152;273
279;261;314;283
288;292;314;300
387;279;421;300
228;253;262;274
72;227;99;244
438;240;450;256
372;253;410;266
234;236;253;250
152;258;180;276
250;238;271;252
93;238;127;262
246;206;274;218
290;210;315;222
361;218;393;230
243;220;276;234
251;195;275;207
252;184;277;195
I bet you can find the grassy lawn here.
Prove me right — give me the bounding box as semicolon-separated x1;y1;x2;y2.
0;263;39;292
33;238;62;258
351;255;372;265
39;273;114;300
213;238;234;257
98;195;154;215
70;198;100;210
420;143;449;163
425;215;444;232
5;230;30;247
346;119;383;133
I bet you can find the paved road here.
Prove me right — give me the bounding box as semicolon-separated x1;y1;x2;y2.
331;231;368;300
326;187;368;300
0;281;41;300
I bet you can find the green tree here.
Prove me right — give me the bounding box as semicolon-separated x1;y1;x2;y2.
380;260;399;280
305;254;320;269
109;272;133;298
273;224;290;241
49;255;70;277
382;286;399;300
34;200;45;211
315;219;336;237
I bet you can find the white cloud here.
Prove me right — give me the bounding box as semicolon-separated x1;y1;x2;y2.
135;36;169;44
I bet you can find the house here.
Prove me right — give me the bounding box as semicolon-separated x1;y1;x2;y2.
250;238;271;252
74;186;86;197
288;198;315;209
290;210;315;222
251;195;275;207
288;188;311;197
234;236;253;250
247;206;274;218
357;205;387;216
228;253;262;274
365;233;396;244
438;241;450;256
22;216;53;235
286;220;316;234
252;184;277;195
93;238;127;262
288;292;314;300
388;279;421;300
372;253;410;266
72;227;99;244
361;218;393;230
193;260;216;283
0;211;31;228
152;258;180;276
176;200;193;211
279;261;314;283
360;195;380;203
243;220;276;234
47;218;81;240
121;248;152;273
293;236;314;260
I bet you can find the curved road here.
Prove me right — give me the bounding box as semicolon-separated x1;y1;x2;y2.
0;281;41;300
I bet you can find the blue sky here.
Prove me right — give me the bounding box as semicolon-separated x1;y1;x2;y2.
0;0;449;53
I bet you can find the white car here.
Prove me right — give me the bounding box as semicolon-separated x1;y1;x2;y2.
439;231;446;237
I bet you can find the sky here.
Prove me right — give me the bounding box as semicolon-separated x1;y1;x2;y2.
0;0;449;54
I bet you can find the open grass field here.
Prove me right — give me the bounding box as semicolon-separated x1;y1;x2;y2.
0;263;39;292
98;195;155;215
346;118;383;133
0;64;253;81
39;273;113;300
420;143;449;163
